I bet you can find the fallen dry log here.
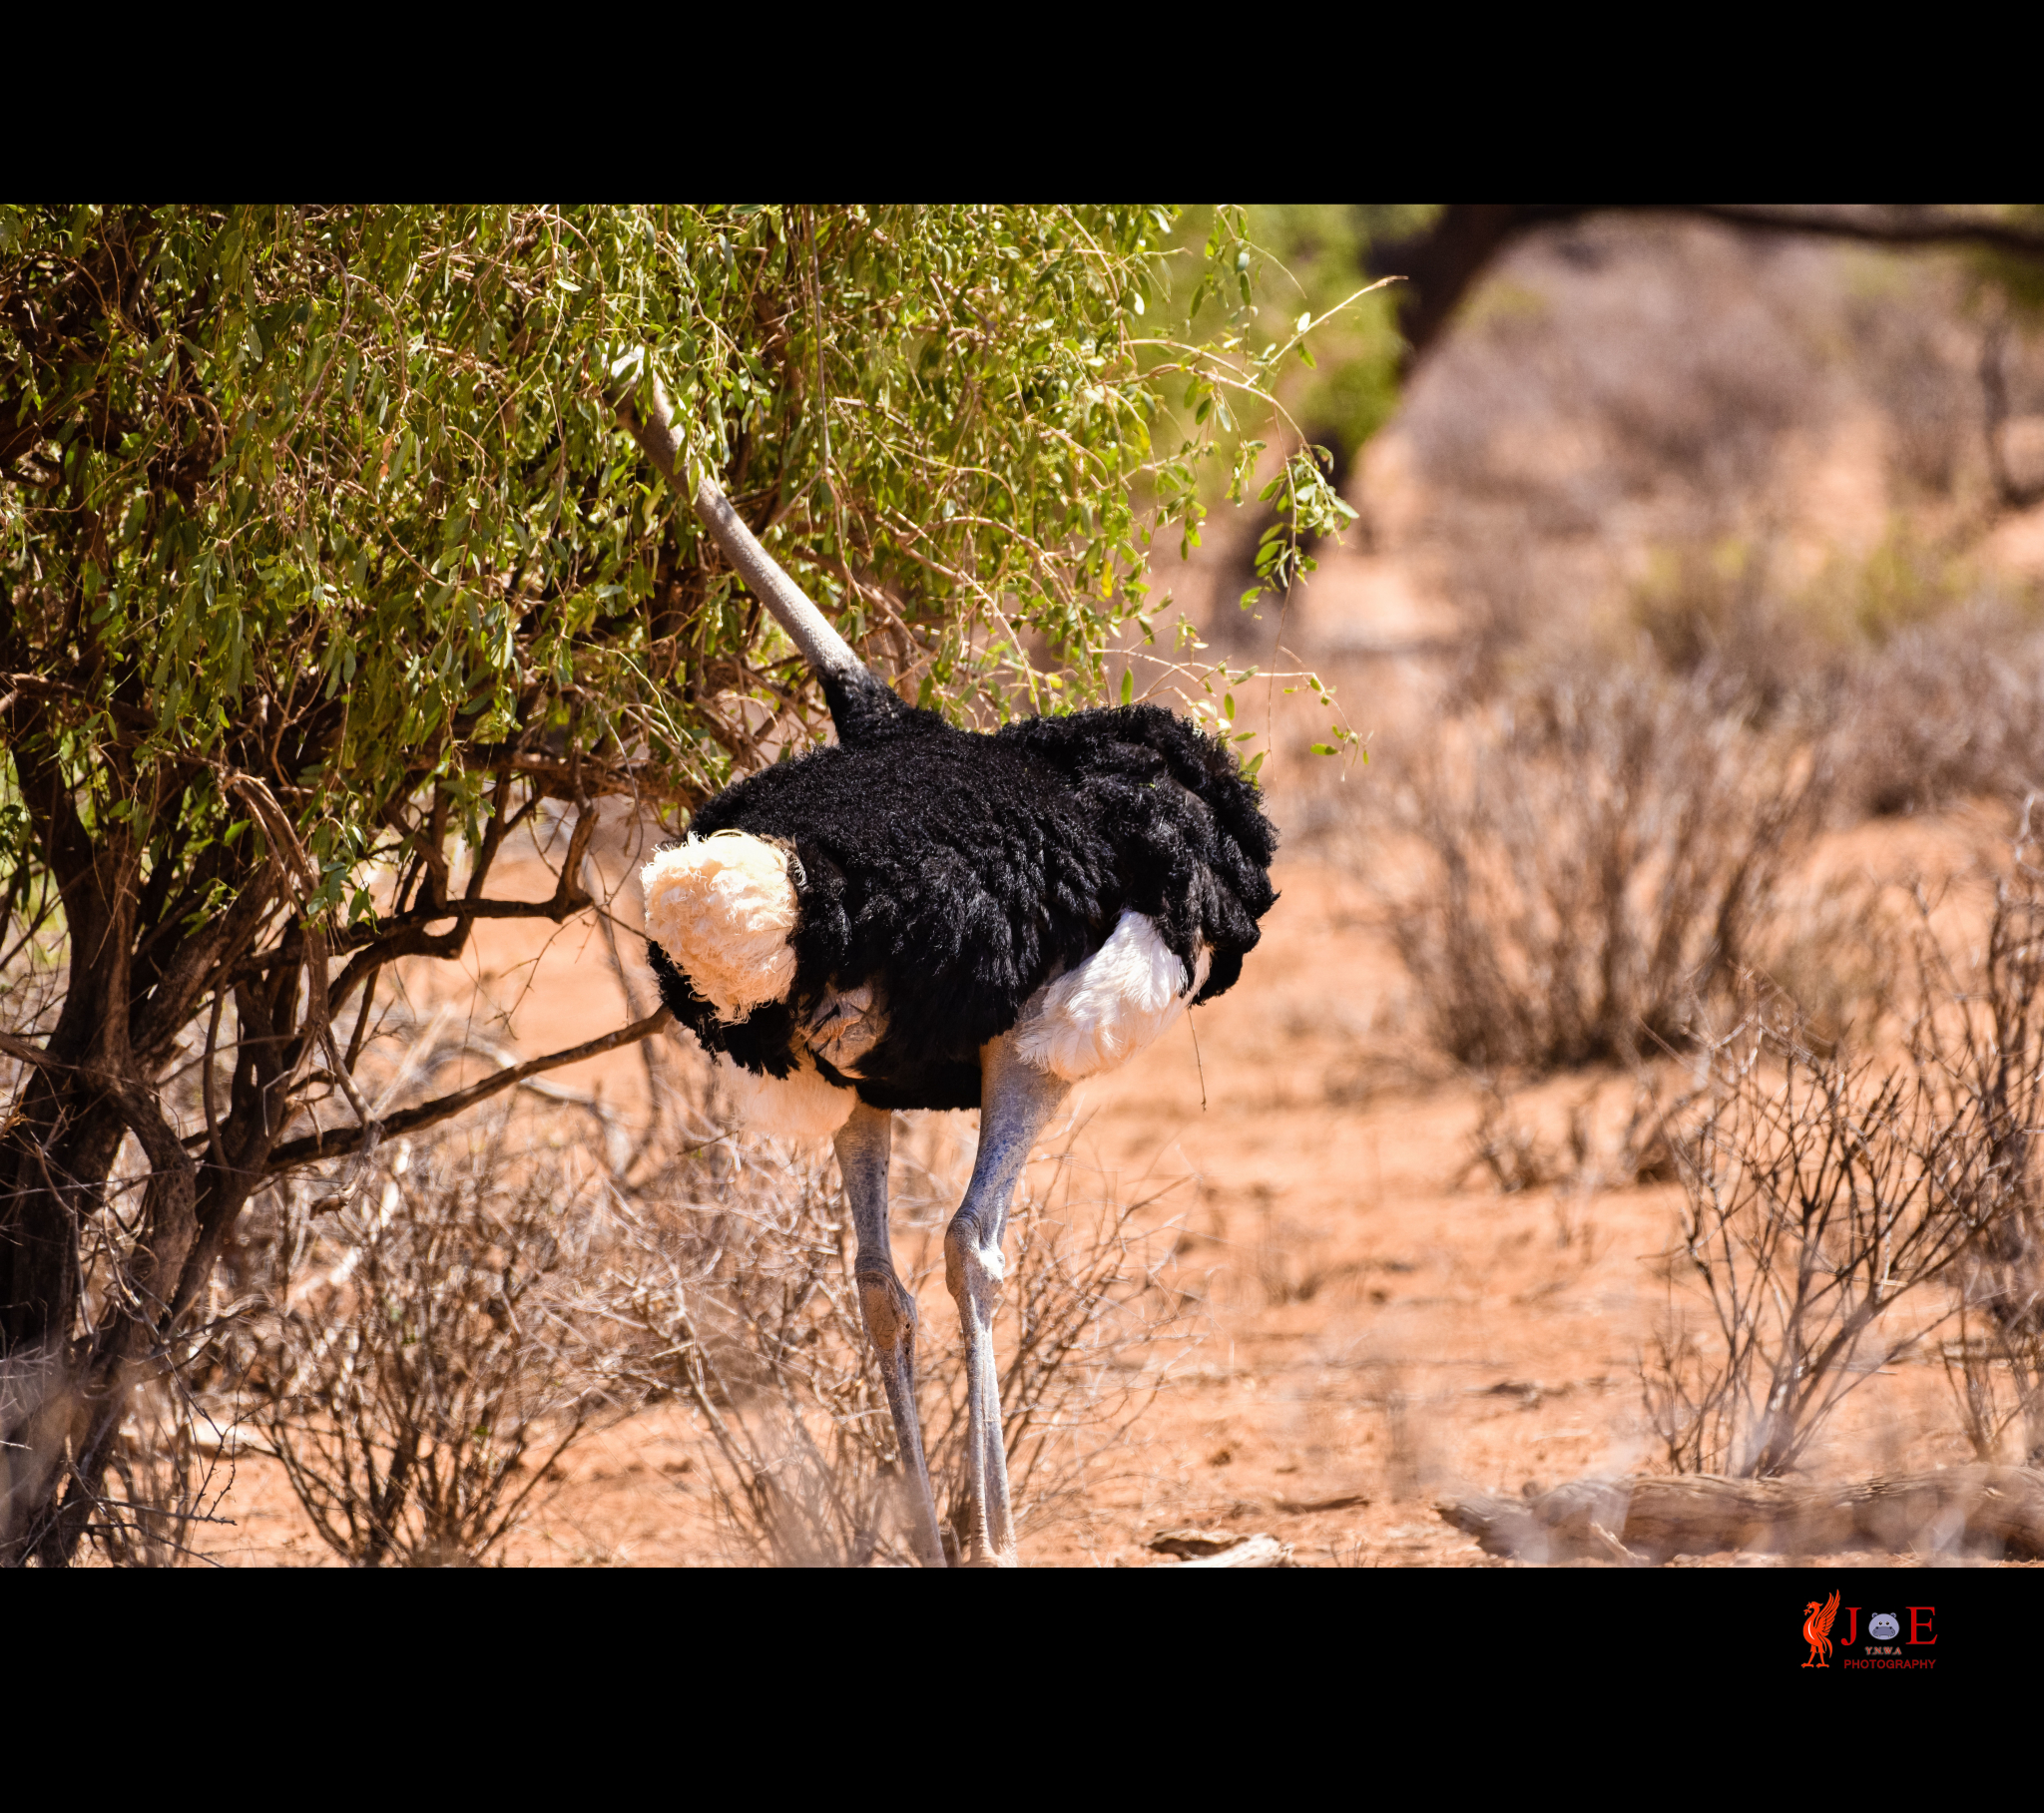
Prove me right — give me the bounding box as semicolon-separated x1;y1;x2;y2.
1438;1465;2044;1563
1146;1530;1294;1568
1148;1528;1244;1559
1174;1533;1292;1569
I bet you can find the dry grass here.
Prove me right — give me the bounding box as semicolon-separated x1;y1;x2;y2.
600;1122;1195;1567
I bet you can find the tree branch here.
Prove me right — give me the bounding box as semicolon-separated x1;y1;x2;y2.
1684;203;2044;260
0;1030;64;1071
1372;204;2044;373
263;1007;673;1171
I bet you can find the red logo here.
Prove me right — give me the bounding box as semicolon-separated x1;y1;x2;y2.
1801;1590;1841;1667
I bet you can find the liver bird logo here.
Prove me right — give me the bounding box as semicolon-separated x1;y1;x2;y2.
1801;1590;1841;1667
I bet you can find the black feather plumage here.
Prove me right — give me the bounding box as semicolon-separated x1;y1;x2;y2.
649;671;1278;1112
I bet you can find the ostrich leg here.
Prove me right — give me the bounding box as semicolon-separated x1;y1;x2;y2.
835;1101;947;1568
945;1032;1072;1567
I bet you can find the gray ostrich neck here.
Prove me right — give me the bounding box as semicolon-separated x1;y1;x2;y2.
619;375;865;688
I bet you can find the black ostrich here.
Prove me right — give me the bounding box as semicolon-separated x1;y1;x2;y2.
622;386;1277;1567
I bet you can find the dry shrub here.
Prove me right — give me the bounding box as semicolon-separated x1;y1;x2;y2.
1456;1074;1686;1273
1377;667;1820;1071
600;1136;904;1568
1458;1075;1684;1200
1752;874;1896;1059
0;1148;249;1567
1828;607;2044;818
1253;1192;1339;1307
1947;1224;2044;1469
1627;529;1993;722
1917;842;2044;1467
1643;1008;1973;1477
1457;1081;1568;1196
246;1129;622;1567
1618;527;2044;824
1648;839;2044;1475
604;1123;1192;1567
90;1375;242;1568
1628;541;1828;721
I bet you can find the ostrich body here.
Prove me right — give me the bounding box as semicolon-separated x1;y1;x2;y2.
621;384;1276;1566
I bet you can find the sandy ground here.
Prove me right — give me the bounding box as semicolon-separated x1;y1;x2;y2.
192;832;2017;1569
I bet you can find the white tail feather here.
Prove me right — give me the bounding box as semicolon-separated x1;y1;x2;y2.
640;831;799;1022
1014;911;1211;1081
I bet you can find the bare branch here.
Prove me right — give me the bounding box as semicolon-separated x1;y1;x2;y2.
0;1031;64;1071
264;1008;673;1172
1682;203;2044;260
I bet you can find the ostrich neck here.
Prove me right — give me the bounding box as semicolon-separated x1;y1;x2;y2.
619;375;866;689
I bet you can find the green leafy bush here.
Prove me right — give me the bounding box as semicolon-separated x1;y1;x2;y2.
0;205;1352;1564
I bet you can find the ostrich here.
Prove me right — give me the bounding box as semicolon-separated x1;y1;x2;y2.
620;384;1277;1567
